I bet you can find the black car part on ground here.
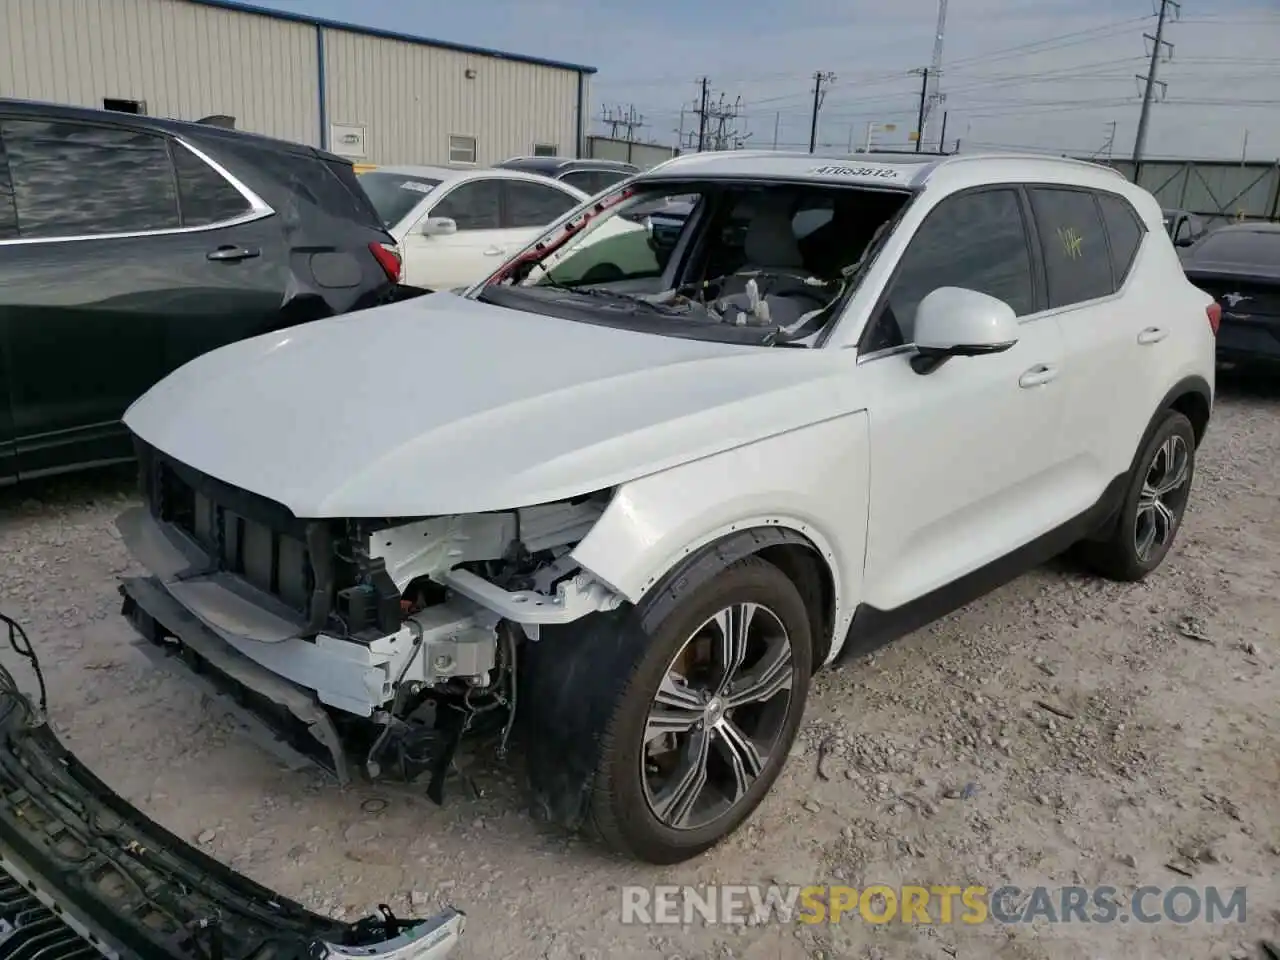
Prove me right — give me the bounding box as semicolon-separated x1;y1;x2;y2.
0;612;464;960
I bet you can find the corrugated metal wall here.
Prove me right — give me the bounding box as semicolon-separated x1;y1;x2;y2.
322;29;578;166
1096;159;1280;225
0;0;319;145
0;0;584;165
586;136;678;170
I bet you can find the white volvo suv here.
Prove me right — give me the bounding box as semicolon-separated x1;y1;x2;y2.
113;150;1217;864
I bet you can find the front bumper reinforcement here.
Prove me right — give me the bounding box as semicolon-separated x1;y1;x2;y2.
0;686;464;959
119;575;354;784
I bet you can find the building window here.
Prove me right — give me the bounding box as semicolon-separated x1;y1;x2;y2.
449;135;477;165
533;143;559;157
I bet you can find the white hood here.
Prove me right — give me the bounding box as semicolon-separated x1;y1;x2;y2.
124;293;853;517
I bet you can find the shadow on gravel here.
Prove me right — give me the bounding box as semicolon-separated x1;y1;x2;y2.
0;464;137;520
1216;366;1280;404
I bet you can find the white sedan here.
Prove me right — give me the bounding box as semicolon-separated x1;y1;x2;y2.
357;165;590;290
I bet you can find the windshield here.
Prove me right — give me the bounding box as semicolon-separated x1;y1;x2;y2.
357;171;442;228
473;179;910;346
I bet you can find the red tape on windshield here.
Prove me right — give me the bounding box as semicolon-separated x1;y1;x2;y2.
494;186;637;282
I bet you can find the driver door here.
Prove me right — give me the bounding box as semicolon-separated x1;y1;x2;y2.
402;178;506;290
853;186;1074;612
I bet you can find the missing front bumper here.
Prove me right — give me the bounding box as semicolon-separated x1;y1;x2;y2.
119;575;356;783
0;687;464;959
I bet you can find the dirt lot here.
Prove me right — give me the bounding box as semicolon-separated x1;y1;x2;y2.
1;375;1277;960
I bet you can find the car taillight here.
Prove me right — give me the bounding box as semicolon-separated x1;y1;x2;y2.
370;242;401;283
1205;302;1221;336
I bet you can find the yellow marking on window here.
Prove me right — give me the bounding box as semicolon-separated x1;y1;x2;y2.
1057;226;1084;260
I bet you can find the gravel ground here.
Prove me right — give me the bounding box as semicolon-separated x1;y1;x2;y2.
1;374;1277;960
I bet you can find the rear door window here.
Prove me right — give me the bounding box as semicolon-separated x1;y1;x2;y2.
172;143;252;227
503;179;579;228
432;179;502;230
1095;191;1146;288
2;118;180;238
1028;187;1115;308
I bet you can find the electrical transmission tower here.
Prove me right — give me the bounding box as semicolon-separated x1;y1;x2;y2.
922;0;949;150
1132;0;1180;167
599;104;646;140
1093;120;1118;160
690;86;747;151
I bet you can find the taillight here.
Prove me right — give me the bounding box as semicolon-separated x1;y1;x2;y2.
370;242;401;283
1205;302;1221;336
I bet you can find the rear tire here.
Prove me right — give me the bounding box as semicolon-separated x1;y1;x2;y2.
586;557;813;864
1077;410;1196;581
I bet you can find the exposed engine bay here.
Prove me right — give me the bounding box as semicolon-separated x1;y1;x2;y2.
117;442;624;802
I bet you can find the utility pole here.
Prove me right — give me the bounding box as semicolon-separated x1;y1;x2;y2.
695;77;710;151
923;0;949;149
772;112;780;150
939;112;949;153
1132;0;1179;169
808;70;836;153
913;67;930;153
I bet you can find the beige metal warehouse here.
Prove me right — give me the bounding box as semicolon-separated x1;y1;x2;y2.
0;0;596;166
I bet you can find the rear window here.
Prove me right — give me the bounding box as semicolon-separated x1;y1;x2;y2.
1096;192;1146;287
1189;230;1280;267
358;172;442;228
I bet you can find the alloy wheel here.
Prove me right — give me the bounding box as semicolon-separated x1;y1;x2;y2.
640;603;795;831
1135;433;1191;562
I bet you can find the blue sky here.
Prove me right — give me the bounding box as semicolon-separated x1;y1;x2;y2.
248;0;1279;160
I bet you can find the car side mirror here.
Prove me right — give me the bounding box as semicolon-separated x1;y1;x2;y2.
421;216;457;237
910;286;1019;375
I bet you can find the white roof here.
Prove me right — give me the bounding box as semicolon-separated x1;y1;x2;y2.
363;164;589;195
639;149;1128;194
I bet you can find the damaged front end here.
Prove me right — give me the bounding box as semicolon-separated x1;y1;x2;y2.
0;614;464;960
117;440;623;800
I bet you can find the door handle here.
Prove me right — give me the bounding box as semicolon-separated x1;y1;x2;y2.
1137;326;1168;345
207;245;261;262
1018;364;1058;388
483;246;507;257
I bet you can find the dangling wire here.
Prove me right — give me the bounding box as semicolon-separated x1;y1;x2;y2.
0;613;48;716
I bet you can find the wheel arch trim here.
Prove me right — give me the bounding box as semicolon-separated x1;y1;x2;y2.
625;523;843;666
1156;373;1212;447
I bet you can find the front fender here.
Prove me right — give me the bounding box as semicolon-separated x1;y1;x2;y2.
570;412;869;657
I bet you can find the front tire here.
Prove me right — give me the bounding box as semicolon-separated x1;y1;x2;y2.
1078;410;1196;581
587;557;813;864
